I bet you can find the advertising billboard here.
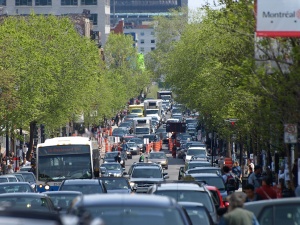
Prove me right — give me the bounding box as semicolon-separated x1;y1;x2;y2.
256;0;300;37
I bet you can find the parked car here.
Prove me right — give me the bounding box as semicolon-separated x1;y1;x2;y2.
98;177;132;194
178;202;215;225
58;179;107;195
44;191;82;214
100;162;124;177
0;193;57;212
147;152;169;169
68;194;192;225
206;185;229;209
0;182;35;194
244;198;300;225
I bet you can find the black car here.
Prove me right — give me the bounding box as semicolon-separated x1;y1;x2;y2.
0;193;57;212
98;177;132;194
69;194;192;225
112;128;127;138
58;179;107;195
44;191;82;214
178;202;215;225
147;181;217;224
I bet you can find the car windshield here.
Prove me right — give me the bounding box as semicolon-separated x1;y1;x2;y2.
135;127;150;134
0;184;33;193
184;207;210;225
127;142;137;147
154;190;214;212
17;173;36;183
146;109;159;115
193;177;226;191
60;184;103;195
0;178;8;183
0;196;50;211
101;179;130;190
149;153;166;159
105;153;118;159
47;194;80;210
84;206;185;225
129;139;143;144
113;129;125;134
119;123;130;127
187;149;206;156
131;109;143;113
131;168;162;178
101;164;122;171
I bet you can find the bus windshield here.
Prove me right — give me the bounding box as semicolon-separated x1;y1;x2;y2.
38;145;92;181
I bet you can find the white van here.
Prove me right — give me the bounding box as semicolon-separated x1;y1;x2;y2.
185;147;207;163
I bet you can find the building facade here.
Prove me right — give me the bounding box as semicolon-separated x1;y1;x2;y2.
0;0;110;44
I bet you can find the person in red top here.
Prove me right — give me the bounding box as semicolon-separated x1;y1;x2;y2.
255;176;277;200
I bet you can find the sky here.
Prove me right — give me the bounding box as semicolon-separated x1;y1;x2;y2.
188;0;220;10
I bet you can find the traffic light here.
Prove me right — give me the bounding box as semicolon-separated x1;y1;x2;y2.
231;121;235;127
40;124;45;143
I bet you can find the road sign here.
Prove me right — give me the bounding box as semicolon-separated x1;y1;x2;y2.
284;124;297;143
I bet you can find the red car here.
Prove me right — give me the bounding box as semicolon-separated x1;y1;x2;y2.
206;185;229;209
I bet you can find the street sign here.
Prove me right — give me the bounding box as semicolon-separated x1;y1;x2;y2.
284;124;297;143
166;122;186;133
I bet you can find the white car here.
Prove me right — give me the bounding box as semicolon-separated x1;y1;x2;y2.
185;147;207;163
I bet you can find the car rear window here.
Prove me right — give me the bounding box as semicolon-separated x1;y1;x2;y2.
154;190;214;212
60;184;103;195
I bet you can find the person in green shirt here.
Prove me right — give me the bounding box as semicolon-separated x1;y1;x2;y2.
139;152;144;162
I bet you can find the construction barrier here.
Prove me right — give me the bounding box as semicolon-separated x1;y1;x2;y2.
109;127;112;136
168;139;173;152
153;142;160;152
159;140;162;150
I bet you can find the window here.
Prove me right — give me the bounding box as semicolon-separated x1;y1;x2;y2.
151;47;155;51
151;31;155;35
61;0;77;5
15;0;32;5
140;39;144;44
140;32;144;36
81;0;97;5
151;39;155;44
89;14;98;25
0;0;6;6
35;0;52;5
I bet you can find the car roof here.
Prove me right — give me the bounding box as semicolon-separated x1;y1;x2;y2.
44;191;82;195
149;152;165;154
188;161;210;164
0;182;30;185
191;173;221;178
188;167;219;170
154;183;206;191
78;194;177;208
0;193;48;197
134;166;161;170
62;179;100;185
188;147;206;150
244;198;300;216
178;202;205;207
0;175;17;178
102;162;121;165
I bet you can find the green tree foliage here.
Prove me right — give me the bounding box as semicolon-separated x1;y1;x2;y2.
104;33;151;111
0;14;101;156
149;0;300;156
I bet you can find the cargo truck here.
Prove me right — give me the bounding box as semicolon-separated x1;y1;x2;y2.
144;99;163;124
132;117;152;138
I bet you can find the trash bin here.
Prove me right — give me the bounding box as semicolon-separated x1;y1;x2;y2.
242;177;248;192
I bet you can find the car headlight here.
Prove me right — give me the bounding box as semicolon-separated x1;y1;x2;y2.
45;185;50;190
161;161;166;164
31;184;36;189
120;160;123;164
104;161;108;163
130;182;135;187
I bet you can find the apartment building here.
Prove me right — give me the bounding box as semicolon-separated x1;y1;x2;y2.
0;0;110;44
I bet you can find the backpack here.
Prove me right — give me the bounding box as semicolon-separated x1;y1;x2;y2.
226;173;239;191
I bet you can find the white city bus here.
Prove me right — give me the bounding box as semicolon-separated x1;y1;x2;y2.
36;136;99;192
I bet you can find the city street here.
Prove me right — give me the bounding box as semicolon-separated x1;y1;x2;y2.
124;144;185;181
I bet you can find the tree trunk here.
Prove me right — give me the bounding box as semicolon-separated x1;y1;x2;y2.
27;121;36;161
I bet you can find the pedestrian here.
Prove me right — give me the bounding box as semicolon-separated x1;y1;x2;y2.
28;164;37;177
281;180;295;198
222;166;239;194
7;165;14;174
232;161;242;182
248;165;262;190
139;152;144;162
172;144;176;158
114;152;121;164
244;184;263;202
218;192;260;225
292;159;298;188
121;140;128;160
255;176;277;200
